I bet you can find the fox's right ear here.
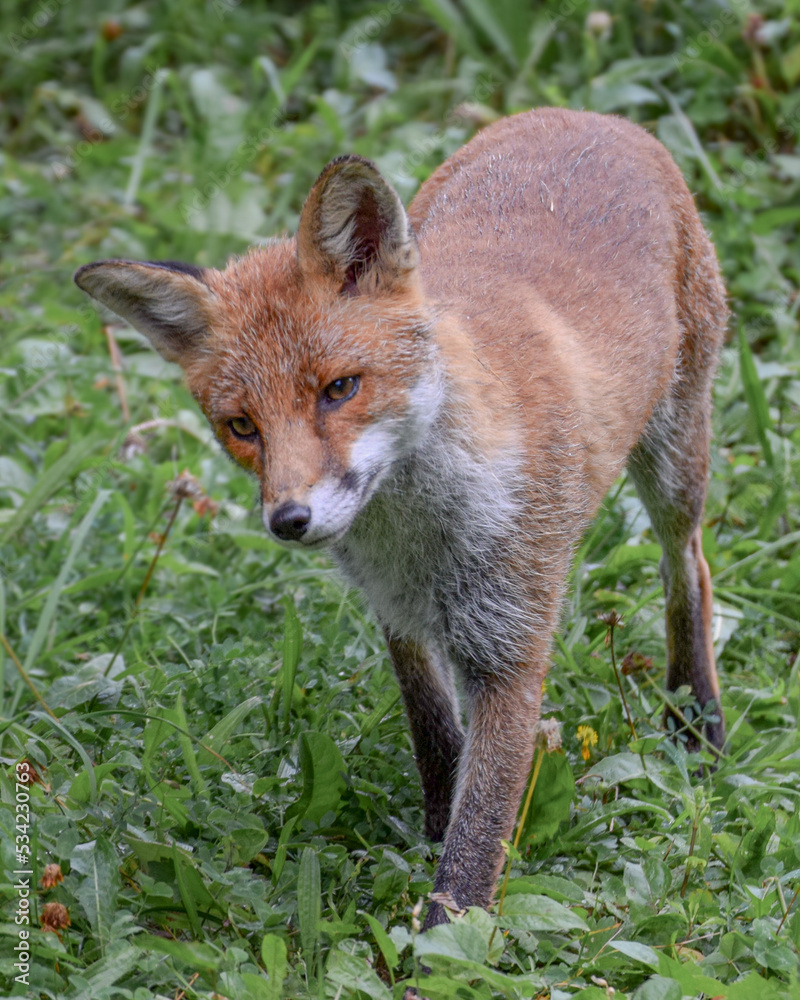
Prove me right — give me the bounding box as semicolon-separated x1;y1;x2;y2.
297;155;418;295
74;259;216;365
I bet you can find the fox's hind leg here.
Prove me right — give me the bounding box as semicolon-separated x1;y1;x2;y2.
384;632;465;841
627;227;726;752
627;377;723;751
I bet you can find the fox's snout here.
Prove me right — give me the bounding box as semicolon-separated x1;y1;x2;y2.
269;501;312;542
261;480;351;549
260;455;380;549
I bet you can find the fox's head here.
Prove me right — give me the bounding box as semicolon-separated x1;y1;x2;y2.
75;156;440;548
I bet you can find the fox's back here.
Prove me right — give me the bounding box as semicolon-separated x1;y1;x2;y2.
410;107;687;335
407;107;725;485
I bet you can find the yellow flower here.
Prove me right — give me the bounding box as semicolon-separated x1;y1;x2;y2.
577;725;598;761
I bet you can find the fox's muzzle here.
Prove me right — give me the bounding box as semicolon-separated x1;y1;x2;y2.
269;501;312;542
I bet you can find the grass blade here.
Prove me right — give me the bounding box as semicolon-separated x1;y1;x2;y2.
415;0;481;57
0;433;105;546
197;694;261;764
738;321;775;467
124;69;168;207
461;0;518;68
175;691;207;795
22;489;109;673
298;846;321;965
172;843;203;939
280;594;302;731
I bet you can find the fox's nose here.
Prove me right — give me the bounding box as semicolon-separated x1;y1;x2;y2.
270;501;312;541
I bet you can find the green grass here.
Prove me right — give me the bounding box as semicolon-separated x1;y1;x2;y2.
1;1;799;997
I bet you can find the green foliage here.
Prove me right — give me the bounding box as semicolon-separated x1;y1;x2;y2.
1;0;799;997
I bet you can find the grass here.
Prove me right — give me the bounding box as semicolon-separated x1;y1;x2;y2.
1;1;799;997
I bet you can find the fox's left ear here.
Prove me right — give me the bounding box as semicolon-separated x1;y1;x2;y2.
297;155;419;295
74;259;216;365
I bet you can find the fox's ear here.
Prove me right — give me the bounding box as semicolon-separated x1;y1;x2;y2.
74;259;216;364
297;155;418;294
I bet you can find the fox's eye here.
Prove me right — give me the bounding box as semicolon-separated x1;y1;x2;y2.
324;376;359;404
229;415;257;438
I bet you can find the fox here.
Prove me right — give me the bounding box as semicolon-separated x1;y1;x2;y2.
75;107;727;930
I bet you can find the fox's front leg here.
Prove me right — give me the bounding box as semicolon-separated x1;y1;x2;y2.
385;632;465;841
424;663;545;929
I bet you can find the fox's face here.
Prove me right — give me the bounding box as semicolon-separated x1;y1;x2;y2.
76;157;440;547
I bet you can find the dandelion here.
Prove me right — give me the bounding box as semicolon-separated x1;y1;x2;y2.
585;11;612;40
577;724;599;761
167;468;218;517
536;717;562;752
599;609;637;739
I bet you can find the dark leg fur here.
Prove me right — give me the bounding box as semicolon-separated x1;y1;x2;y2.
625;231;726;752
423;671;543;929
384;633;465;841
628;400;723;751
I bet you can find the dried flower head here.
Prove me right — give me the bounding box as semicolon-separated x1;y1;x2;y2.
167;469;206;501
41;902;71;933
120;430;147;460
16;758;45;785
193;495;219;518
742;13;767;47
621;650;654;676
101;18;122;41
40;864;64;889
535;717;563;752
585;10;612;40
598;609;624;629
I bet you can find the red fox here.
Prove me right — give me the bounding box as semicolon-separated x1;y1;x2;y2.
75;107;727;929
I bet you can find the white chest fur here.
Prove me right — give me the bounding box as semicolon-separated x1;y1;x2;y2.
332;424;537;682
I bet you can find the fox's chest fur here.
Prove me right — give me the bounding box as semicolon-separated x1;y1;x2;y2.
331;416;543;682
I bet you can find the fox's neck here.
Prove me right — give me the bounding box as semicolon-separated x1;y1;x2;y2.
329;318;529;642
330;392;529;663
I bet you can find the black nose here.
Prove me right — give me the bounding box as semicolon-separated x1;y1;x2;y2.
270;501;311;541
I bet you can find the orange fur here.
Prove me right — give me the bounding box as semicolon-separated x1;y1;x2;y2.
75;108;728;930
